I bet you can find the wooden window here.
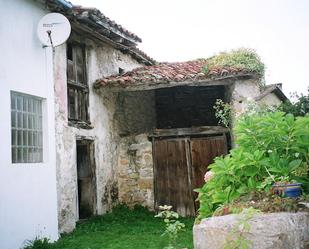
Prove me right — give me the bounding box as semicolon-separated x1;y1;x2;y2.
11;92;43;163
67;43;89;123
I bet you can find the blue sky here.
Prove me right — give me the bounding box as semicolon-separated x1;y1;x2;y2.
72;0;309;96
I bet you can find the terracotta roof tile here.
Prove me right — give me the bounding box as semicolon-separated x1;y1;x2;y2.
70;6;142;42
47;0;155;65
94;59;258;89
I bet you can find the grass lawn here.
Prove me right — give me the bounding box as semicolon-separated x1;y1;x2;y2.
26;205;194;249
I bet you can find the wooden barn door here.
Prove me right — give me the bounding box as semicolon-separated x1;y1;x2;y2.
153;135;227;216
190;136;227;208
153;138;195;216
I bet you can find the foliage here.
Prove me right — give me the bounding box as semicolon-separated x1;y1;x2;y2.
223;208;260;249
213;192;309;217
23;238;50;249
155;205;186;249
213;99;232;128
279;88;309;117
24;205;194;249
203;48;265;77
196;111;309;220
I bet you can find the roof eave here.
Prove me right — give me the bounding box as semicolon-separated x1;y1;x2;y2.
94;73;258;92
70;22;155;65
255;85;289;102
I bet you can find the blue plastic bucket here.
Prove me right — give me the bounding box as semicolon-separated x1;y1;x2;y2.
272;183;302;198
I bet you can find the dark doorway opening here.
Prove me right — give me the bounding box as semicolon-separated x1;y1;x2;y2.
155;85;227;129
76;140;96;219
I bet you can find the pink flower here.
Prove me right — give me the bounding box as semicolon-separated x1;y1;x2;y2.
204;171;214;182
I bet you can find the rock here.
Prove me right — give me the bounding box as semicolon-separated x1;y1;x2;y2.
193;212;309;249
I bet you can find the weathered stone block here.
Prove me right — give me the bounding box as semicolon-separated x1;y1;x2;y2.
138;178;153;189
119;159;129;165
193;212;309;249
140;168;153;178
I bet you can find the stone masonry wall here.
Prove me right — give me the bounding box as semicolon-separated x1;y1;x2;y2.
114;91;156;136
117;134;154;209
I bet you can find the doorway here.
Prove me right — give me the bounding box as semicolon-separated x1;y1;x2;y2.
76;140;96;219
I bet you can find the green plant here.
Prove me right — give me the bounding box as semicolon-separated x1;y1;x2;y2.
196;111;309;220
223;208;260;249
23;238;51;249
213;192;308;216
155;205;186;249
279;88;309;117
203;48;265;78
213;99;232;127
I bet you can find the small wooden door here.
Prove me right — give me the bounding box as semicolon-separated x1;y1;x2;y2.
153;135;227;216
191;136;228;205
153;138;195;216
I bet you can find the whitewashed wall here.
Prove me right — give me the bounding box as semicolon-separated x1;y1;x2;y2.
54;38;143;233
0;0;59;248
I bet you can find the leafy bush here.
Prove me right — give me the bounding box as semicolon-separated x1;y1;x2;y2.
279;88;309;117
203;48;265;76
196;111;309;220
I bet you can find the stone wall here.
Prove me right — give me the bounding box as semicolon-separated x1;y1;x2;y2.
117;134;154;209
54;35;143;233
114;91;156;136
230;78;261;117
193;212;309;249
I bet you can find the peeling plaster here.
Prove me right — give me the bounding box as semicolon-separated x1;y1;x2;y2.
53;39;143;233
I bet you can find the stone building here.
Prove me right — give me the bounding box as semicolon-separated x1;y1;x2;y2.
94;60;287;217
0;0;288;247
47;1;155;233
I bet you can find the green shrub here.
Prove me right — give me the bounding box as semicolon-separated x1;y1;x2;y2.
196;111;309;220
279;88;309;117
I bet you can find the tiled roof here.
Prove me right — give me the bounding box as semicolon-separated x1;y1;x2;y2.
94;59;258;89
70;6;142;43
45;0;155;65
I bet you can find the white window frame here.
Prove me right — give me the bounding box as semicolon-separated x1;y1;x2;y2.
11;91;43;163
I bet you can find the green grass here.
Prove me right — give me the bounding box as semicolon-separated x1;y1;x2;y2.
26;205;194;249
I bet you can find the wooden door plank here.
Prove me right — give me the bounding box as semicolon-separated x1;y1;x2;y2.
154;138;195;216
190;136;228;208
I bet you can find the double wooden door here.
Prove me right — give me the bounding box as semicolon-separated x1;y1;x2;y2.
153;135;227;216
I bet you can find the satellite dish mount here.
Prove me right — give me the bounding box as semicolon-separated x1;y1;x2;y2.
37;13;71;49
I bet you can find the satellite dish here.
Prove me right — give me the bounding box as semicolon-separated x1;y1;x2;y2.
37;13;71;47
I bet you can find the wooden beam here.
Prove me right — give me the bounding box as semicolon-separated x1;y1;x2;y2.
95;74;256;92
149;126;229;138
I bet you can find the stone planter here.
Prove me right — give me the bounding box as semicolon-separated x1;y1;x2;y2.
193;212;309;249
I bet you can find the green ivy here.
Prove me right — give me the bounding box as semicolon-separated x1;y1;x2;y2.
196;111;309;220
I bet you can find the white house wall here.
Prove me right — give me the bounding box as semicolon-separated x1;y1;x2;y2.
258;92;282;107
53;39;143;233
0;0;59;248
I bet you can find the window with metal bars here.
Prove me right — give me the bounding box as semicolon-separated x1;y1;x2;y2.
11;92;43;163
67;43;89;124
